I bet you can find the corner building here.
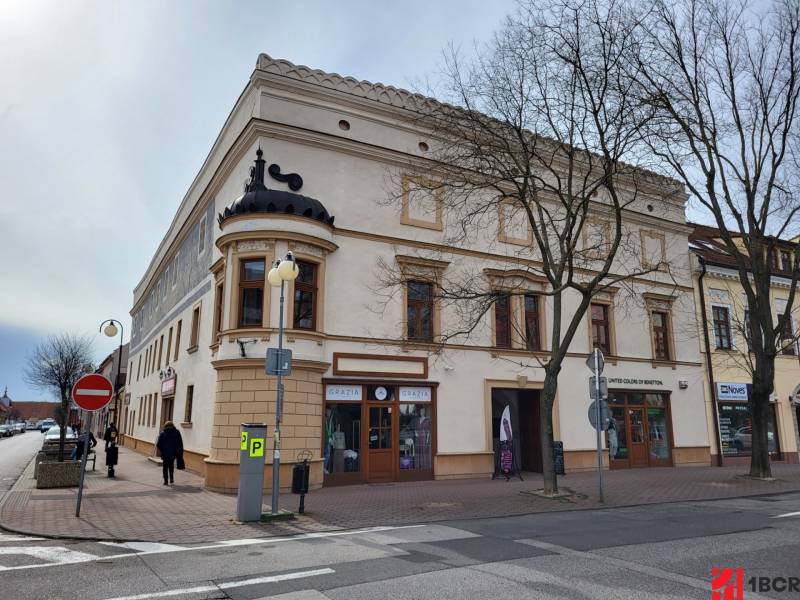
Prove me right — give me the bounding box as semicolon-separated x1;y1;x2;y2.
123;55;711;493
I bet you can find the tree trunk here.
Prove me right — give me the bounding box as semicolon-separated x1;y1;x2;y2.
58;392;68;463
749;358;775;479
539;366;561;495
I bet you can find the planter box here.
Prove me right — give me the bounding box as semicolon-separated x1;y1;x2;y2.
36;460;81;489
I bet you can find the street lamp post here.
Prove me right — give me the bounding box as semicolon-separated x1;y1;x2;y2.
267;252;299;515
99;319;124;436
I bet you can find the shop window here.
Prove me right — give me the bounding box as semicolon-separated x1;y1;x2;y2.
399;404;433;471
778;313;796;356
525;294;541;351
184;385;194;423
239;259;265;327
324;403;361;476
712;306;732;349
174;320;182;361
494;294;511;349
590;303;611;354
651;311;670;360
407;281;433;342
292;261;317;330
718;402;780;457
189;307;201;350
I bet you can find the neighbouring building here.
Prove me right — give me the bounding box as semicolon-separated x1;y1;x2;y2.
96;343;129;434
0;387;11;423
10;401;58;423
123;54;712;493
691;225;800;466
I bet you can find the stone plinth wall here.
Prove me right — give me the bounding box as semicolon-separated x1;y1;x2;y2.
36;461;81;489
205;359;326;493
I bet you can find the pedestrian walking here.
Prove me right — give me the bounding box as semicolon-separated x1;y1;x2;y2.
72;430;97;461
156;421;184;486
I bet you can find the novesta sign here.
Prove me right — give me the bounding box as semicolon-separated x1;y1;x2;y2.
716;382;748;402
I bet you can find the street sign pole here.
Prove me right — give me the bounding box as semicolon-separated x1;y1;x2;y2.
593;349;605;503
71;373;114;518
75;411;93;517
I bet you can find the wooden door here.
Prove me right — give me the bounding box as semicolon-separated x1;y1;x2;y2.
628;408;648;467
367;404;394;482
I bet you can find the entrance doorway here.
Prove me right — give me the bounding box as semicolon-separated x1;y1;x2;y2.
491;389;542;474
367;404;393;482
160;395;174;429
607;390;673;469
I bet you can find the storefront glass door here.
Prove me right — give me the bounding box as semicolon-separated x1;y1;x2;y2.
367;405;394;482
607;391;673;469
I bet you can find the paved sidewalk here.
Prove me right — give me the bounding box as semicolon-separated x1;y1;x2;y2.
2;445;800;543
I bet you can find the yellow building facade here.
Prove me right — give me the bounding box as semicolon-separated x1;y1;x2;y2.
692;225;800;466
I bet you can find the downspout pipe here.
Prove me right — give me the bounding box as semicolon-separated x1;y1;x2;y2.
698;255;724;467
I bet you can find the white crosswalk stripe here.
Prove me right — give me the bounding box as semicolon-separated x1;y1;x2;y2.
0;546;98;570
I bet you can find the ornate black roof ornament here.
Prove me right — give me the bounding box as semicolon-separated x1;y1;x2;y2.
219;148;334;228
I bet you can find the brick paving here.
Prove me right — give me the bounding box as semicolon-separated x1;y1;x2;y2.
2;446;800;543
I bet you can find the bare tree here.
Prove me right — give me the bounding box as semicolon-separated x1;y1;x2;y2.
633;0;800;478
24;334;93;461
378;0;680;494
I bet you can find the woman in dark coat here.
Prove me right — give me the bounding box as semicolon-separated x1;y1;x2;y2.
156;421;183;485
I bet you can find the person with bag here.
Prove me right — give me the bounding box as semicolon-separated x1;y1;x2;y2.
156;421;184;486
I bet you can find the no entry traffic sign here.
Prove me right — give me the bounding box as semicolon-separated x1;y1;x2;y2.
72;373;114;411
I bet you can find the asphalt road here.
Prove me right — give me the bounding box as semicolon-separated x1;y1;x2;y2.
0;430;42;495
0;478;798;599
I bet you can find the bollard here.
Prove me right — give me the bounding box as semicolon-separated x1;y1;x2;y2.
237;423;267;522
106;444;118;478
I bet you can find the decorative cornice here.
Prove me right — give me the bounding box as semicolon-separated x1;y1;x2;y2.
211;357;331;373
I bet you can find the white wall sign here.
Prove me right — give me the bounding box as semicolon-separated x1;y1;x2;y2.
399;387;432;402
716;382;748;401
606;377;664;387
325;384;362;401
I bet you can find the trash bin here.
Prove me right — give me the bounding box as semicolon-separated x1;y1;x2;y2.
291;461;309;494
106;445;119;478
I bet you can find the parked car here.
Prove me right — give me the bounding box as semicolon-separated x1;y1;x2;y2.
0;424;13;438
43;426;77;442
13;422;25;434
25;421;37;431
38;419;56;432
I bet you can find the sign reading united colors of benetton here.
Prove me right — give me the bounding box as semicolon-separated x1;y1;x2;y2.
71;373;114;412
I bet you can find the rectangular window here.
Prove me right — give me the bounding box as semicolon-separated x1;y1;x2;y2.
494;294;511;349
198;218;206;255
590;303;611;354
407;281;433;342
152;393;158;427
293;261;317;330
718;402;780;457
190;307;201;349
138;398;142;425
652;311;670;360
185;385;194;423
214;283;224;333
780;250;792;272
778;313;796;355
146;395;151;427
136;355;141;381
239;259;265;327
166;327;173;366
525;294;541;351
174;320;182;361
144;347;150;377
127;361;133;385
157;335;164;370
712;306;732;349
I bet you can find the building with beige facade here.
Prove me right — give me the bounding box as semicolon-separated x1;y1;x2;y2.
691;225;800;466
121;54;713;493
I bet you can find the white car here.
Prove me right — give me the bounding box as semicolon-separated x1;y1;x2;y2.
43;426;77;442
38;419;56;432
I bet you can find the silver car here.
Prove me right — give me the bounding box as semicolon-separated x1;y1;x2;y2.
43;426;77;442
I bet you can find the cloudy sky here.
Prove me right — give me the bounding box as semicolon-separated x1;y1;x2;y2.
0;0;518;401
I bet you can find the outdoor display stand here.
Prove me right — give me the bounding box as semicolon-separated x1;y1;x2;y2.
237;423;267;522
492;405;523;482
